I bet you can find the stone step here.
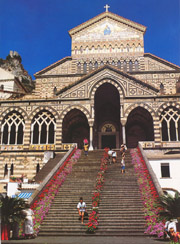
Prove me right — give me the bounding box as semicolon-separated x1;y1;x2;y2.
39;149;146;237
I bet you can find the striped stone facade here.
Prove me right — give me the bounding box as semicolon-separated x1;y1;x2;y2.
0;10;180;179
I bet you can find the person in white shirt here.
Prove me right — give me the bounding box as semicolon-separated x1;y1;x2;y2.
77;197;86;224
164;220;177;238
108;149;117;164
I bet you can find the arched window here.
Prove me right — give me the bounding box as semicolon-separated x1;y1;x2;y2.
85;46;89;54
10;164;14;175
111;60;115;66
123;61;127;72
89;62;93;72
83;62;87;73
94;61;98;69
31;110;56;144
74;46;77;55
100;61;104;67
160;107;180;141
1;111;25;145
117;61;121;69
109;45;112;53
1;84;4;90
129;60;133;72
77;62;81;73
120;45;124;52
36;163;40;174
127;44;130;52
80;46;83;54
4;164;8;177
132;44;135;52
137;44;141;52
135;60;139;71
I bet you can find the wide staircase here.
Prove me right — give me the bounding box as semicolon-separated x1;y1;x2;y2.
39;149;146;236
97;149;146;236
39;150;103;236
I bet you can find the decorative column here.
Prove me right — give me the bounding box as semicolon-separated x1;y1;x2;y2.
89;120;94;151
121;119;127;145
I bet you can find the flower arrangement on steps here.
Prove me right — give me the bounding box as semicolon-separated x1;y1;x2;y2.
86;149;108;233
130;148;164;238
19;149;81;237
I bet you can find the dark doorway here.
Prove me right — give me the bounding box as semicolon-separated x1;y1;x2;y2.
101;135;116;149
126;107;154;148
62;109;89;149
94;83;120;148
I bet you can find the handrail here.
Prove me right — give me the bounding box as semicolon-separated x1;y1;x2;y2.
28;144;77;205
138;143;163;196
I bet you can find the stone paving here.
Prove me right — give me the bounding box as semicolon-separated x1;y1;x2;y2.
2;236;169;244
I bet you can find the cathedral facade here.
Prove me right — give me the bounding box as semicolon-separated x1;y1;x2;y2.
0;10;180;179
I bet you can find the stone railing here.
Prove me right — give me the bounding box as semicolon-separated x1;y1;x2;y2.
138;142;163;196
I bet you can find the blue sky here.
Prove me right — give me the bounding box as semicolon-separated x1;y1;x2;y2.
0;0;180;79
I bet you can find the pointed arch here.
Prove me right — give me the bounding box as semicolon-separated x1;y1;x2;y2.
1;111;25;145
31;110;56;144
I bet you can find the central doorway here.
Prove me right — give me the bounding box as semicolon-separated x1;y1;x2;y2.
94;83;120;149
101;135;116;148
98;123;119;149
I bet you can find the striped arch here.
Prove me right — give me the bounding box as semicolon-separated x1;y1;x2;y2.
1;108;27;145
29;106;60;122
157;102;180;142
89;78;124;101
157;102;180;117
30;106;58;145
60;105;91;121
0;107;28;124
125;103;155;148
124;103;156;121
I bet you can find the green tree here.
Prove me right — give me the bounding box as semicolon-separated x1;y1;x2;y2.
158;192;180;221
0;196;26;224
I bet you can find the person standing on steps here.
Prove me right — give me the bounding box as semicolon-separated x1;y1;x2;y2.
77;197;86;224
120;144;127;158
83;138;89;156
22;203;35;239
121;154;125;174
108;149;117;164
112;150;117;163
84;143;89;156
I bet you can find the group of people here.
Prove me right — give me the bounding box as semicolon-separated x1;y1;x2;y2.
164;219;180;242
108;144;127;173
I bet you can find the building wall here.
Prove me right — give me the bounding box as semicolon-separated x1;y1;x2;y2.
149;159;180;193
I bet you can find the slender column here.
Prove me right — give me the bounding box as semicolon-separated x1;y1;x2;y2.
89;126;93;151
122;125;126;144
121;119;127;146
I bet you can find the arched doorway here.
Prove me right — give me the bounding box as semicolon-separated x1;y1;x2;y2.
94;83;120;149
126;107;154;148
62;109;89;148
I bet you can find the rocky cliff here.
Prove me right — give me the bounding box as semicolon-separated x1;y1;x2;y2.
0;51;34;92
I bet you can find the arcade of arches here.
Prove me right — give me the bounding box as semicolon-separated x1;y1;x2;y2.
1;104;180;149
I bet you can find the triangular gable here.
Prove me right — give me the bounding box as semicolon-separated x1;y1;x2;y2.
57;65;159;99
144;53;180;71
34;57;72;76
69;11;146;36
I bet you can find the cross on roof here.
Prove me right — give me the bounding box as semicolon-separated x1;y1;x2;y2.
104;4;110;12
